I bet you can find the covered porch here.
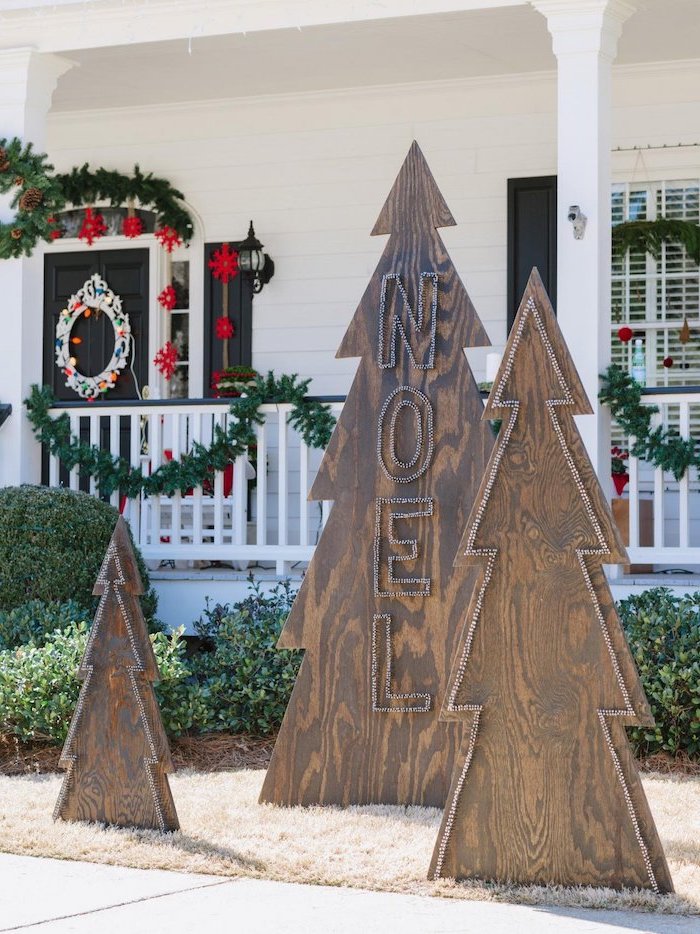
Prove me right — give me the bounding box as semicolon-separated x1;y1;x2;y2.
0;0;699;625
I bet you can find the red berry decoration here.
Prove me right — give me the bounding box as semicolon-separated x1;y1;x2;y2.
617;326;633;343
663;356;674;368
208;243;239;283
122;215;144;239
215;315;235;340
50;228;63;241
153;341;179;380
155;225;182;253
158;285;177;311
78;207;107;246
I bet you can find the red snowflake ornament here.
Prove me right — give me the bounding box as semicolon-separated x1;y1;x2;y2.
208;243;239;283
155;226;183;253
158;285;177;311
78;207;107;246
215;315;235;340
122;215;144;239
153;341;179;381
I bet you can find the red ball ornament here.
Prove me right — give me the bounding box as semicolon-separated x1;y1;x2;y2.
215;315;235;340
122;215;144;239
663;356;674;368
617;326;633;343
158;284;177;311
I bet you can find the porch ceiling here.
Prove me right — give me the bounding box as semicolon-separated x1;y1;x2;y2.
47;0;700;113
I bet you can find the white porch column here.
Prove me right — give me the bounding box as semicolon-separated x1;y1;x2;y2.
532;1;636;487
0;48;73;488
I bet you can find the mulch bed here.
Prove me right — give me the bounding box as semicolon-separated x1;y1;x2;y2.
0;733;697;778
0;732;275;777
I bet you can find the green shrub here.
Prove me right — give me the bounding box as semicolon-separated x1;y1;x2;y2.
0;599;90;649
0;486;158;622
191;579;301;735
618;587;700;758
0;622;200;744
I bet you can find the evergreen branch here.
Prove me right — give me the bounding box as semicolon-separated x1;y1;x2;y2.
612;218;700;265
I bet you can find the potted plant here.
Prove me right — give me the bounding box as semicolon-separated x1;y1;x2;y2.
611;445;629;495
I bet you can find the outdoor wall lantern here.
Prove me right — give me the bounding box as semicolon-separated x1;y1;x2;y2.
238;221;275;293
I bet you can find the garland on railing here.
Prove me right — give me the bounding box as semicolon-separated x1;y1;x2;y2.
612;218;700;265
599;364;698;481
25;374;336;499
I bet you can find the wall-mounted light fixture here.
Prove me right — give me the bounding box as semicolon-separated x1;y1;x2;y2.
238;221;275;293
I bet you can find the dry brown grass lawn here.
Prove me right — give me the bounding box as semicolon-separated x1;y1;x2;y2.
0;769;697;915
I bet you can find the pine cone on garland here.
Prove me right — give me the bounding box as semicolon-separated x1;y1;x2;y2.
13;176;24;187
18;187;44;212
0;148;9;172
10;228;22;240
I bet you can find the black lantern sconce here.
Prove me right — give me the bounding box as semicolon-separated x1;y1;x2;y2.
238;221;274;293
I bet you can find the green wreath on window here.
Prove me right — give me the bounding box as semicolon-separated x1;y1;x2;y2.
612;218;700;265
0;137;65;259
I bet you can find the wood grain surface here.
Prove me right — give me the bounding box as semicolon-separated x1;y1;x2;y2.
260;142;494;807
54;518;179;832
428;270;673;892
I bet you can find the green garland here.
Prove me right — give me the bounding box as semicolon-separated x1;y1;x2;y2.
26;374;336;499
0;137;65;259
599;364;698;481
55;164;193;242
612;218;700;265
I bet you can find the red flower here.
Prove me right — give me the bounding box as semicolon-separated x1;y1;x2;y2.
617;326;633;343
78;207;107;246
208;243;239;283
215;315;235;340
158;285;177;311
155;225;182;253
122;215;144;239
153;341;179;380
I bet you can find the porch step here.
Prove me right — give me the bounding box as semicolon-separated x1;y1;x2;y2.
150;565;304;634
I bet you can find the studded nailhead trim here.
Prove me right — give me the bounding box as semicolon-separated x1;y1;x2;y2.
433;297;659;891
378;272;438;370
377;386;434;483
54;543;168;832
374;497;433;597
371;614;432;713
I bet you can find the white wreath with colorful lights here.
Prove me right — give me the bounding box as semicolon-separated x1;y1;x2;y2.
55;273;131;400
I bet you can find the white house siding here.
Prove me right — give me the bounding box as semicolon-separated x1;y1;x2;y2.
45;61;700;399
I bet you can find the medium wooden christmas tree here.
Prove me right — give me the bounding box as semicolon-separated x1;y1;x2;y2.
429;270;673;891
54;517;179;831
260;142;493;807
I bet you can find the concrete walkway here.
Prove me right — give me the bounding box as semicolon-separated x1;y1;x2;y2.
0;854;696;934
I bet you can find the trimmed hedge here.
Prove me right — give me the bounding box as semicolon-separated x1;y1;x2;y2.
618;587;700;758
0;486;157;621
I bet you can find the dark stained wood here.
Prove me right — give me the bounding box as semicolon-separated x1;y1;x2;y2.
260;141;494;807
54;517;179;832
429;269;673;892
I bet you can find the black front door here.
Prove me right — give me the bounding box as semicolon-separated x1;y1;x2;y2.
44;249;149;400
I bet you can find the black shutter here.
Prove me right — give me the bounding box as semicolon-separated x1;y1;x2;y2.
507;176;557;332
203;242;255;395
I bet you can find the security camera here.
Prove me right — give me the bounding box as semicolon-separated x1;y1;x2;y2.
567;205;587;240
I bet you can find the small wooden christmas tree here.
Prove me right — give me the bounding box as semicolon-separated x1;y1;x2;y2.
429;270;672;891
54;517;179;831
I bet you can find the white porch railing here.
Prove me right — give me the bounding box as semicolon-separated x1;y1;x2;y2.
47;397;344;575
624;386;700;568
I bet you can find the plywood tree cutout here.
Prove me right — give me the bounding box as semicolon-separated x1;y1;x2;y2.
429;269;673;891
260;141;493;807
54;517;179;831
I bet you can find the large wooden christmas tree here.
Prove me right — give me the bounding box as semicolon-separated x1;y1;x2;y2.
429;270;672;891
54;518;179;831
260;142;493;807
